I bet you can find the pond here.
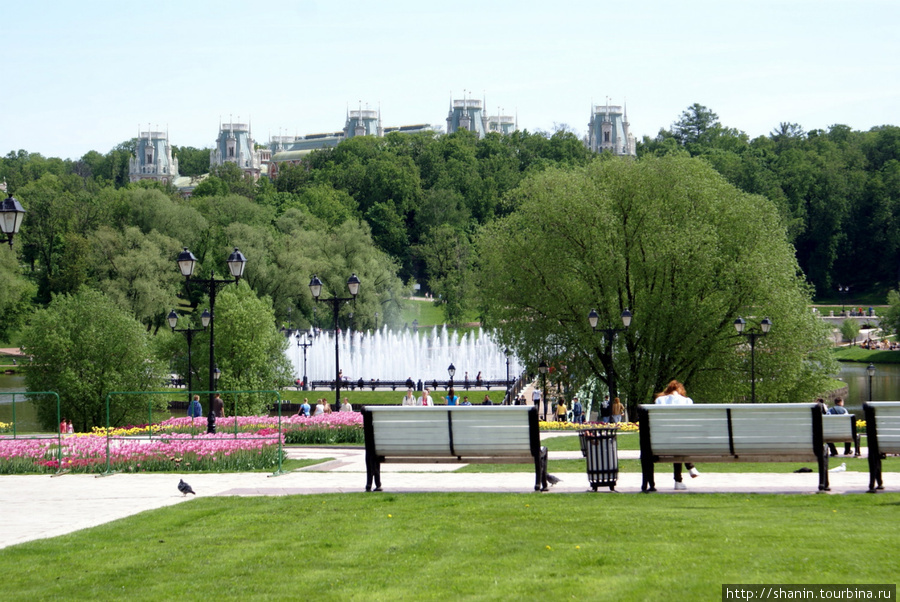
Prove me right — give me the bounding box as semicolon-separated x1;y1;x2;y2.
835;362;900;414
0;372;42;432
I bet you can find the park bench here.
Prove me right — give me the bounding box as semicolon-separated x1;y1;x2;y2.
361;405;548;492
637;403;830;492
862;402;900;493
823;413;860;457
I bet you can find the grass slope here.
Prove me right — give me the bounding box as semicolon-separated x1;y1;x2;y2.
0;493;896;601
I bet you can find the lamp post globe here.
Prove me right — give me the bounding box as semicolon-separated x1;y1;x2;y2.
0;193;26;248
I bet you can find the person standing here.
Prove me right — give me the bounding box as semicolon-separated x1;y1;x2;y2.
188;395;203;419
654;380;700;489
611;397;625;424
212;393;224;418
827;397;853;456
401;388;417;406
418;389;433;406
572;397;584;424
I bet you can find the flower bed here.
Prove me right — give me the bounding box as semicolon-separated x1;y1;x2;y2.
540;420;639;433
0;432;284;474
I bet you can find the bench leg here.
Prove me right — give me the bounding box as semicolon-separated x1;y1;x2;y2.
534;447;549;492
816;445;830;492
640;454;656;492
365;454;382;492
867;453;883;493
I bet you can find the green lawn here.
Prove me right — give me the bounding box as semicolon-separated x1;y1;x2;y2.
399;298;481;328
1;493;895;600
832;346;900;364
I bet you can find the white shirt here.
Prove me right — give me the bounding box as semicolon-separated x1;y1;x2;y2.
654;392;693;405
418;394;432;406
532;390;541;401
402;394;416;406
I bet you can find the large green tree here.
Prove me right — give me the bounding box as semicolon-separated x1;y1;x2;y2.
476;156;837;414
21;288;165;431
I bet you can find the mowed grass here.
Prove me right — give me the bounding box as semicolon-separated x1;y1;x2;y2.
0;493;896;601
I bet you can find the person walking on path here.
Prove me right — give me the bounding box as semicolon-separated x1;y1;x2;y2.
654;380;700;489
600;395;611;424
611;397;625;424
532;388;544;419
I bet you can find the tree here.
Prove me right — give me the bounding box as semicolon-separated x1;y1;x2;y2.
839;319;860;345
0;246;36;341
476;156;837;415
414;224;473;325
203;282;292;415
21;288;165;431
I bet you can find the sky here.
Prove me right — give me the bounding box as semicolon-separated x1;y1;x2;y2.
3;0;899;161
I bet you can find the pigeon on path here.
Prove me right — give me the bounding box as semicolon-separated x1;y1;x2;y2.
546;474;561;486
178;479;196;496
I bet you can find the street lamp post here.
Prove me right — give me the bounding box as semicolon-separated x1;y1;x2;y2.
448;363;456;392
734;317;773;403
867;363;876;402
0;193;26;248
538;360;549;420
838;285;849;315
505;348;511;405
167;308;210;402
176;246;247;433
587;308;632;402
297;331;313;390
309;273;360;413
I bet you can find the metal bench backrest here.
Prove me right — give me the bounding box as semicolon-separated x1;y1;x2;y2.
822;413;854;441
640;403;820;456
863;402;900;454
365;406;538;457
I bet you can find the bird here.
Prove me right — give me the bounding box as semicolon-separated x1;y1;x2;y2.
829;462;847;473
546;474;562;486
178;479;196;496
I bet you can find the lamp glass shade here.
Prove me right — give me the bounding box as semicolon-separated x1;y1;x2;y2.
621;309;632;328
734;317;746;333
0;194;26;235
227;247;247;279
347;273;361;296
538;360;549;374
760;317;772;333
176;247;197;277
587;309;599;330
213;366;221;381
448;363;456;379
308;275;323;299
200;309;211;328
167;310;178;330
867;363;876;377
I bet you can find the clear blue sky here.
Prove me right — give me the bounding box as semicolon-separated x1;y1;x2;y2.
4;0;898;160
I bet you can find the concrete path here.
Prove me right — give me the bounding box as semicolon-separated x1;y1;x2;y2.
0;444;892;550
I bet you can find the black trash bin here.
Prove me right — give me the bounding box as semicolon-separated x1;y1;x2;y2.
579;428;618;491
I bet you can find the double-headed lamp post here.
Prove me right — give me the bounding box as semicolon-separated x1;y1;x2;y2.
587;308;632;403
0;193;26;248
309;273;360;412
296;330;313;390
167;308;210;402
734;316;772;403
176;246;247;433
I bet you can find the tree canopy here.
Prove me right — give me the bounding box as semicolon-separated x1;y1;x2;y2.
476;156;837;410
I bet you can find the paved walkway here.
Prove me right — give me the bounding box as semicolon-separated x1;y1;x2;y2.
0;442;890;550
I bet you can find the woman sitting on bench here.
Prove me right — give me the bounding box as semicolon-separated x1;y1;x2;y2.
654;380;701;490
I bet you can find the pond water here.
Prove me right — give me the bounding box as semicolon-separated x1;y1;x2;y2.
0;373;42;432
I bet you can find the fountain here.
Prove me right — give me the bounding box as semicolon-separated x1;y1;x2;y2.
285;325;523;383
